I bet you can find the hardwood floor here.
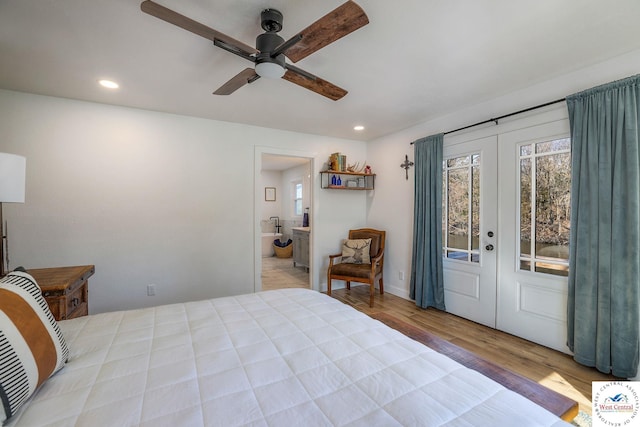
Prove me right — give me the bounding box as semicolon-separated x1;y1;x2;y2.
328;285;618;417
261;256;309;291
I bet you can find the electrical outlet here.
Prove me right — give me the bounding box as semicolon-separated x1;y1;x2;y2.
399;271;405;281
147;284;156;296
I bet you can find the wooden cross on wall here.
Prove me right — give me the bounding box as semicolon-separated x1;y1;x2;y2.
400;154;414;180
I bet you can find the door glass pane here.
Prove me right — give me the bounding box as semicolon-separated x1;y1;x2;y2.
471;164;480;252
442;169;446;256
535;138;570;154
520;158;532;256
447;168;469;251
447;156;470;168
535;151;570;276
518;139;570;276
443;154;480;263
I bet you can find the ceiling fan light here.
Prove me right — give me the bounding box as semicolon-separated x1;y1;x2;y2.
255;62;285;79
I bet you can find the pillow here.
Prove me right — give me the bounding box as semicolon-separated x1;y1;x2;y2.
0;272;69;423
341;238;372;264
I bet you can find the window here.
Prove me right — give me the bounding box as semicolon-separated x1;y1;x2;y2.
443;153;480;263
519;138;571;276
293;180;303;216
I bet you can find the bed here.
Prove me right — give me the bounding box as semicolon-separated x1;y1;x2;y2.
2;272;572;426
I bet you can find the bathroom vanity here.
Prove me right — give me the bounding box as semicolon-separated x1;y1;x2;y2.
292;227;310;271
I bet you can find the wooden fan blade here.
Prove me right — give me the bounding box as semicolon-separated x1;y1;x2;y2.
141;1;257;56
283;1;369;63
282;67;347;101
213;68;259;95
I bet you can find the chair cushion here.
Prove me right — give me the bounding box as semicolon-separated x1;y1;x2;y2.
341;238;371;264
330;262;375;279
0;272;69;423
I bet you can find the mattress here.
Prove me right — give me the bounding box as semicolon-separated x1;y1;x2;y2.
7;289;570;426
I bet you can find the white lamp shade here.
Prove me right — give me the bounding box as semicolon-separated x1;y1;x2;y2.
0;153;26;203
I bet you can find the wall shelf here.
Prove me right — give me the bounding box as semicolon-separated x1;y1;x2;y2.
320;170;375;190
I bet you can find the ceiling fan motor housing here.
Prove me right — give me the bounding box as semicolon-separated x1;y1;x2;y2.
256;32;286;69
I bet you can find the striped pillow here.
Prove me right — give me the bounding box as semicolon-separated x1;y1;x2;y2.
0;272;69;423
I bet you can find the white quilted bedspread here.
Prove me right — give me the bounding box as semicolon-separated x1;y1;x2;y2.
8;289;570;426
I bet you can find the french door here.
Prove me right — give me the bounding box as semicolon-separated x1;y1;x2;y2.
443;118;571;352
496;120;571;353
442;136;498;328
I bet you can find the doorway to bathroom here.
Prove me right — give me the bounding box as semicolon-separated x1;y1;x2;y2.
257;150;312;291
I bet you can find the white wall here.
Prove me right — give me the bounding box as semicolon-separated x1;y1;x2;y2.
260;170;281;227
259;163;311;229
367;49;640;300
281;163;311;223
0;89;367;313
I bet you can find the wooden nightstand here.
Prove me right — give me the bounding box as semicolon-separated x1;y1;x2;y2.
28;265;95;321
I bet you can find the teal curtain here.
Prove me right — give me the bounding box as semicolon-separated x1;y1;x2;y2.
410;133;446;310
566;74;640;378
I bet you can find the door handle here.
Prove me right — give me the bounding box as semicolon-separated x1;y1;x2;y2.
485;244;494;251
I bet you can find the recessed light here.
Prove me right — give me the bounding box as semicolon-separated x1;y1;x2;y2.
98;79;119;89
353;125;365;131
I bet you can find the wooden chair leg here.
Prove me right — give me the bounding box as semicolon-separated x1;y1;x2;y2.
327;277;332;296
379;276;384;295
369;283;374;307
346;281;351;290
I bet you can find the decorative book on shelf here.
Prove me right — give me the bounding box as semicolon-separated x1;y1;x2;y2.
329;152;347;172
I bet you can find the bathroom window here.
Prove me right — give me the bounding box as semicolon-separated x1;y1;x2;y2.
293;180;303;216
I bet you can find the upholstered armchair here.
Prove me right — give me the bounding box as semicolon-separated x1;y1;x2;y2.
327;228;386;307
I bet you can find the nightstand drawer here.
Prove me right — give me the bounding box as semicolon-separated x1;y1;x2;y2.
65;280;88;319
41;279;88;320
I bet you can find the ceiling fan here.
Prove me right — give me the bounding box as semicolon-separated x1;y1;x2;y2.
140;1;369;101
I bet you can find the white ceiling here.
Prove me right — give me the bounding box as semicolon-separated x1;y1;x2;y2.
1;0;639;141
262;153;308;171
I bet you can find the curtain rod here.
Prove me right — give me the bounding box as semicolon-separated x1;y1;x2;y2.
410;97;566;144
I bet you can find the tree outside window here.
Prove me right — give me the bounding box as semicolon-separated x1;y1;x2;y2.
519;138;571;276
